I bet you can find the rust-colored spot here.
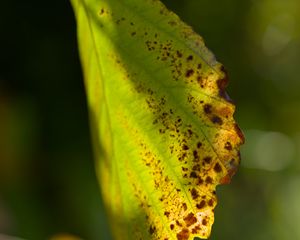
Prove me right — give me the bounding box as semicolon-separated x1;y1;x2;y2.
208;199;214;207
192;164;200;171
190;171;198;178
176;228;189;240
211;115;223;125
205;176;213;184
191;188;199;199
149;225;156;235
182;167;188;172
170;224;175;230
185;69;194;78
213;163;222;173
225;141;232;150
176;51;183;58
164;211;170;217
193;150;199;160
202;219;208;226
187;55;193;61
197;177;204;185
182;145;189;150
203;104;212;114
176;220;182;227
196;200;206;209
217;66;232;102
182;202;187;211
184;212;197;227
204;157;212;164
191;225;200;234
197;142;202;148
220;161;238;184
234;123;245;144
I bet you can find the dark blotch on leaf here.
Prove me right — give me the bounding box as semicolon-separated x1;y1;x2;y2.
149;225;156;235
182;145;189;150
176;228;189;240
191;188;199;199
190;171;198;178
193;150;198;160
203;104;212;114
187;55;193;61
185;69;194;77
225;141;232;150
204;157;212;164
196;200;206;209
184;212;197;227
211;115;223;125
170;224;175;230
208;199;214;207
205;176;213;184
217;66;232;102
213;163;222;173
176;50;183;58
234;123;245;144
197;177;204;185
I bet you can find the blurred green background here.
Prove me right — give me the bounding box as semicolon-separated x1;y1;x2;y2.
0;0;299;239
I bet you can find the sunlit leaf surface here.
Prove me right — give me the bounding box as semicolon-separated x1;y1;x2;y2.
71;0;244;239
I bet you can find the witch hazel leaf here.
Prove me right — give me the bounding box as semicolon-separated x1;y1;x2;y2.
70;0;244;239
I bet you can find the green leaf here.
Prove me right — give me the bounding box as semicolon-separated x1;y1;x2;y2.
70;0;244;239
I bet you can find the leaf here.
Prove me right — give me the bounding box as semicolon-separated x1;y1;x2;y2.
70;0;244;239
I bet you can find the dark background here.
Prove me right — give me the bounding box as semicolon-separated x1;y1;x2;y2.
0;0;299;239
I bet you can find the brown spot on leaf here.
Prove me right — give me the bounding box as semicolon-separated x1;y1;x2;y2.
202;219;208;225
185;69;194;78
211;115;223;125
184;212;197;227
176;220;182;227
234;123;245;144
187;55;193;61
182;145;189;150
203;104;212;114
190;171;198;178
191;188;199;199
196;200;206;209
225;141;232;150
182;167;188;172
217;67;233;102
213;163;222;173
170;224;175;230
164;211;170;217
192;225;200;234
204;157;212;164
99;8;104;15
197;177;204;185
197;142;202;148
149;225;156;235
208;199;214;207
205;176;213;184
192;164;200;171
176;51;183;58
176;228;189;240
182;203;187;211
193;150;199;160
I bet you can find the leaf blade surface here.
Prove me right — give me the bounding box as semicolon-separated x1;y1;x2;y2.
71;0;244;239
